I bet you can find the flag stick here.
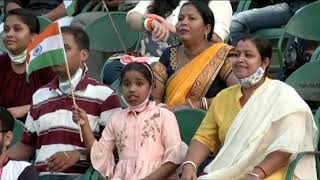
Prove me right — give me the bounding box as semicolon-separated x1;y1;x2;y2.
59;26;84;142
101;0;127;53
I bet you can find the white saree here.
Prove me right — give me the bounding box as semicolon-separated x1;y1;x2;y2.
199;80;318;180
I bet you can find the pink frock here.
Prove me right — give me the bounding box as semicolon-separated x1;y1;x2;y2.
90;101;187;180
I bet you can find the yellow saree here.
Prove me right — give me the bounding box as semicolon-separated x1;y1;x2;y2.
165;43;233;107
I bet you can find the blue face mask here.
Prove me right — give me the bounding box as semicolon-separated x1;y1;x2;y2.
236;67;265;88
59;68;83;94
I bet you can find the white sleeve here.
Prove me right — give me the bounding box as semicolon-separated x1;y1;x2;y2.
126;1;153;19
208;1;233;41
24;112;39;134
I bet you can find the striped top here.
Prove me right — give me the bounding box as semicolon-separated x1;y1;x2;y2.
21;74;121;176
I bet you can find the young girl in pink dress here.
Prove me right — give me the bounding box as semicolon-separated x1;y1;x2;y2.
73;61;187;180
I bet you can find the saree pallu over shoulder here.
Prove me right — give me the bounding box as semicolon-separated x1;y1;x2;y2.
166;43;233;107
199;80;318;180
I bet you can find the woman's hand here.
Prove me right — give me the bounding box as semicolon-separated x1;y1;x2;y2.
180;165;197;180
145;14;176;42
7;105;30;118
72;105;89;126
151;20;170;42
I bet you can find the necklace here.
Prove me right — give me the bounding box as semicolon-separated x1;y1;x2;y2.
176;46;190;70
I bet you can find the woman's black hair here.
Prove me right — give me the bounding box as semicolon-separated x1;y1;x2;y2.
180;1;214;41
120;62;154;87
4;8;40;34
0;107;15;132
147;0;181;18
238;36;272;60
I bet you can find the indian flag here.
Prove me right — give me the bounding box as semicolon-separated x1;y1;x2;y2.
26;22;66;79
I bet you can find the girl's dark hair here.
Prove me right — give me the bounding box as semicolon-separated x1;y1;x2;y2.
181;1;214;40
4;8;40;34
147;0;181;18
0;107;15;132
238;36;272;60
120;62;153;87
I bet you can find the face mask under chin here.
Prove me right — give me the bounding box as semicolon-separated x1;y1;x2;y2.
59;68;83;94
8;49;27;64
236;67;265;88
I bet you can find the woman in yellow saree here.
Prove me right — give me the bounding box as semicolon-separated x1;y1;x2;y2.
181;36;317;180
152;1;237;110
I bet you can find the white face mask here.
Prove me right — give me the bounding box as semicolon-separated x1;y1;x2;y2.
59;68;83;94
8;49;27;64
125;89;151;113
237;67;265;88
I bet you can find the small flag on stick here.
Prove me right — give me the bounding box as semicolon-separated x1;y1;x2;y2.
26;22;66;79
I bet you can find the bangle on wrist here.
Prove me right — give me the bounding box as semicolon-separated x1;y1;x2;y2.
201;97;208;111
249;172;262;179
182;161;197;172
143;17;154;32
187;99;195;108
254;165;267;178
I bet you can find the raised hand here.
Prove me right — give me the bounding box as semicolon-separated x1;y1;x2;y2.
72;105;89;126
145;14;176;42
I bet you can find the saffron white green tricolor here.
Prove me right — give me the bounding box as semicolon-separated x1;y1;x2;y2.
26;22;66;79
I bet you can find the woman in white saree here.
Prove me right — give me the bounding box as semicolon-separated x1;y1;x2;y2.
180;36;318;180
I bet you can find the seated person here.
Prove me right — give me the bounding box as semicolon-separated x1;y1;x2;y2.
152;1;237;110
4;0;67;21
73;62;187;179
229;0;316;45
181;36;317;180
0;9;55;121
0;107;38;179
230;0;317;80
7;27;121;179
102;0;233;85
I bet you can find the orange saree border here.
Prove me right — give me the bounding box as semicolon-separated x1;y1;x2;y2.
166;43;233;107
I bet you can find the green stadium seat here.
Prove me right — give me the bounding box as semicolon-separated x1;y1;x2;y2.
285;61;320;112
84;12;140;54
234;0;252;14
286;107;320;180
11;119;24;147
174;108;206;145
277;1;320;70
310;47;320;63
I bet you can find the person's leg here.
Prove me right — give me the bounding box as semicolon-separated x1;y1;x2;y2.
102;60;124;85
230;3;292;45
70;11;105;29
